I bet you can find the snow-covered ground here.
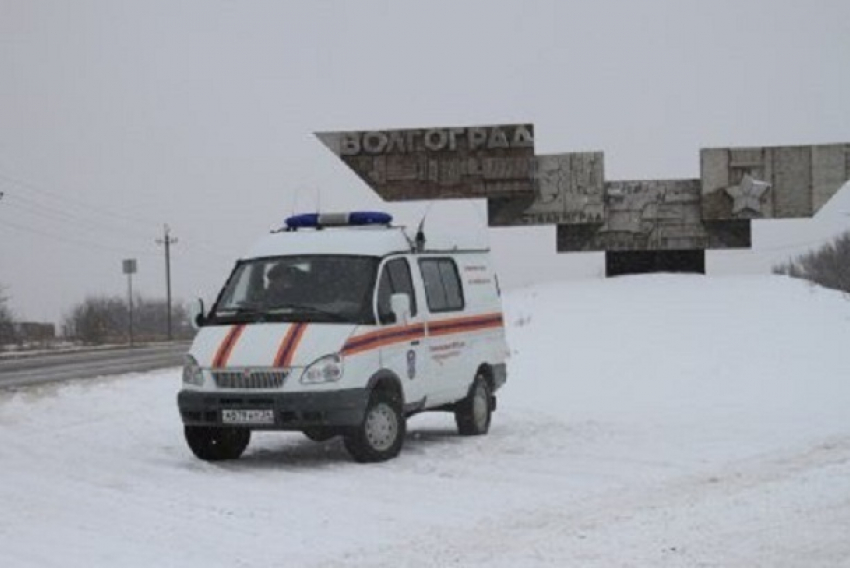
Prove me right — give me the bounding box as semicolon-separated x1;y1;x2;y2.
1;275;849;567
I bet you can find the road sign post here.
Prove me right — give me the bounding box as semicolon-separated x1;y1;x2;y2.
122;259;137;347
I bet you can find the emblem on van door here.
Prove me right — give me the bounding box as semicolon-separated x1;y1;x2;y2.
406;350;416;379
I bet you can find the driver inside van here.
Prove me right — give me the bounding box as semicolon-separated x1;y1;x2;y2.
265;263;306;306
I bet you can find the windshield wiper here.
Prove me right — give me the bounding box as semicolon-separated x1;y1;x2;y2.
267;303;349;322
214;304;268;320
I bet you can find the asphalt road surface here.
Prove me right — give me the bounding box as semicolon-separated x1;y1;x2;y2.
0;343;189;389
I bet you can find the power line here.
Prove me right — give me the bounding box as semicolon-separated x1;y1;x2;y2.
169;232;237;261
1;190;156;242
0;170;161;229
0;216;157;256
0;171;238;262
1;210;233;276
1;190;238;269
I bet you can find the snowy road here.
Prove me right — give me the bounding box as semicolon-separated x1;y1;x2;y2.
0;343;188;389
1;276;849;567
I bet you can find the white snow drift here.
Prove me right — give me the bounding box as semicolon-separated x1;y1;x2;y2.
1;275;849;567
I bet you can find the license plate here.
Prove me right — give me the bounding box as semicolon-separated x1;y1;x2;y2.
221;409;275;425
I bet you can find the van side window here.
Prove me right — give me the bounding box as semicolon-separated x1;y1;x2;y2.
377;258;418;324
419;258;464;312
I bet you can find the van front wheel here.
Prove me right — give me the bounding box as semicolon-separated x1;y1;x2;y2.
455;374;492;436
184;426;250;461
344;390;405;463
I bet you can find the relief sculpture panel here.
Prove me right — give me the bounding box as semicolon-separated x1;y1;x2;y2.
317;124;849;255
489;152;605;227
701;144;850;220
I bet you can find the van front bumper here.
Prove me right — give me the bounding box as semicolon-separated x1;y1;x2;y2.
177;389;369;430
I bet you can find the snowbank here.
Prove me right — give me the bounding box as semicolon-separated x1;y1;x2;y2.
0;275;848;567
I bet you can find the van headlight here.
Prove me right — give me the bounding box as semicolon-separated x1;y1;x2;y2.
300;353;343;384
182;355;204;386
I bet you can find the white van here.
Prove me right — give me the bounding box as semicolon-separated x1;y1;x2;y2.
178;212;508;463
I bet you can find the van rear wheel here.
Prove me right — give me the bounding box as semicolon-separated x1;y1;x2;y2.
455;374;492;436
344;390;405;463
184;426;250;461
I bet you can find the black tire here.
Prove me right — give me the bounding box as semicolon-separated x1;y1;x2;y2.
184;426;250;461
343;390;405;463
303;427;337;442
455;374;492;436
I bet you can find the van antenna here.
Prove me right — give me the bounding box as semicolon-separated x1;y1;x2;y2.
414;202;434;252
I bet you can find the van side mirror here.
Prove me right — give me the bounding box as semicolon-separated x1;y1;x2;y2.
190;298;206;330
389;293;411;325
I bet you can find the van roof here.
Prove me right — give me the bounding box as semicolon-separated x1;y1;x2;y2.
243;226;413;259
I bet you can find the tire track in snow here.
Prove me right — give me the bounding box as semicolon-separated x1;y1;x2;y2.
326;437;850;567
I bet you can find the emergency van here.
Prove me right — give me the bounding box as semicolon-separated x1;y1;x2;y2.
178;212;508;463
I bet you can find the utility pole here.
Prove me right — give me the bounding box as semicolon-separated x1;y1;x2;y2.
156;224;178;341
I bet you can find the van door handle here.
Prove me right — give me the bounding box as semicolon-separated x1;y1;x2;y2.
410;340;420;346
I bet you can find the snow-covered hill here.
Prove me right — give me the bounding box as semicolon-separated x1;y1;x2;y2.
1;275;849;567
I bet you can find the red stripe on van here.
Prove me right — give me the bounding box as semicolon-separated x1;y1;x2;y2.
341;312;502;357
212;324;247;368
273;323;309;367
342;323;426;356
273;324;298;367
428;313;504;337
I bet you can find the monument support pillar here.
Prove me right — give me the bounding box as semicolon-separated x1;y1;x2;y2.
605;250;706;277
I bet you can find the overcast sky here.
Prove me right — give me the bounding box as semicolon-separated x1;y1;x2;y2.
1;0;849;325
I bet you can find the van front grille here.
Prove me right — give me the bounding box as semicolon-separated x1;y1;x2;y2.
211;369;289;389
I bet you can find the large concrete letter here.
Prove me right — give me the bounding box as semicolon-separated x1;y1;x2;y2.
315;124;536;201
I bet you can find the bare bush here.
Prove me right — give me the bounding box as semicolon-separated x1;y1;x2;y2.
0;285;15;345
63;295;191;344
772;230;850;294
64;296;125;344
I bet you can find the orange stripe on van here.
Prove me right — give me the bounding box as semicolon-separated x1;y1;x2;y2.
342;323;426;356
341;313;503;357
274;323;308;367
428;313;504;337
212;324;247;368
273;324;298;367
285;323;308;367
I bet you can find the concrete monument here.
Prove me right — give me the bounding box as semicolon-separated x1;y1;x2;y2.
317;124;849;275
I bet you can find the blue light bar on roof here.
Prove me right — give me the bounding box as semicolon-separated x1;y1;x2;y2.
284;211;393;229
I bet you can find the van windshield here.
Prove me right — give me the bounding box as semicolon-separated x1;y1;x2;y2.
209;255;379;325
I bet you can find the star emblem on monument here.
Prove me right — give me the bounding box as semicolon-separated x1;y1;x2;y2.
725;174;771;215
